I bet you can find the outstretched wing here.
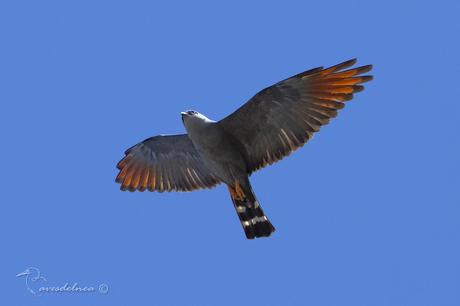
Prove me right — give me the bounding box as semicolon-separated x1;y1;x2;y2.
115;134;220;192
219;58;373;173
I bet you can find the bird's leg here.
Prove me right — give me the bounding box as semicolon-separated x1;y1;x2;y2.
234;180;246;201
228;181;246;201
235;183;245;200
228;185;237;200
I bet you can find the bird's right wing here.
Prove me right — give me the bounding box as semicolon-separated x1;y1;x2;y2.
116;134;221;192
219;59;373;173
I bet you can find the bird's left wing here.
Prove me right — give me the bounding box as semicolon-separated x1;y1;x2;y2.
116;134;221;192
219;58;373;173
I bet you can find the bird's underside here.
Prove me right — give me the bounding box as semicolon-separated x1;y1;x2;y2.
115;58;373;239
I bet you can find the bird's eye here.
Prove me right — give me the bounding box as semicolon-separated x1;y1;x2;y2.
188;110;197;115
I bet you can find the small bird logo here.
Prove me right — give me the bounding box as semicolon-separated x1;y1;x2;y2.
16;267;47;295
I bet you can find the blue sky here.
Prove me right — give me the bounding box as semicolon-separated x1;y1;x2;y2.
2;1;459;305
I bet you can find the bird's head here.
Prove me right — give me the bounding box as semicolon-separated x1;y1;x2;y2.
16;267;42;278
181;110;214;130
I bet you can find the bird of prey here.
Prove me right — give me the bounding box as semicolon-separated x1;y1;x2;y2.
115;59;373;239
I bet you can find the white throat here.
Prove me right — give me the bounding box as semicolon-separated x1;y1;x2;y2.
183;112;215;134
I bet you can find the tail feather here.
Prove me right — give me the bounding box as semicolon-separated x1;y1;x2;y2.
234;199;276;239
228;184;275;239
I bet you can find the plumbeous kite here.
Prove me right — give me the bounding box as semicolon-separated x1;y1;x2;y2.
115;59;373;239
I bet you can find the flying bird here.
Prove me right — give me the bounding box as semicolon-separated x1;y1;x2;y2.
115;59;373;239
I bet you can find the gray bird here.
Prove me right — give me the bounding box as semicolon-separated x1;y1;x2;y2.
115;59;373;239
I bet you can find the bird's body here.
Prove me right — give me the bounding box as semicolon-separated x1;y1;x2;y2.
182;112;245;185
182;111;276;237
116;59;373;239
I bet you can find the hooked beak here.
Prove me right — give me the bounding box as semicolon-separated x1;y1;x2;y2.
181;112;189;123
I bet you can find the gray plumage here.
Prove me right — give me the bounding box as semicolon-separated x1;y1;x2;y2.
116;58;373;239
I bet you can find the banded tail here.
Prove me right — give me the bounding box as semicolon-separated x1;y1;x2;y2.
228;181;276;239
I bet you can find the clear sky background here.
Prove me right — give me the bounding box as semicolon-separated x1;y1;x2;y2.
1;1;459;305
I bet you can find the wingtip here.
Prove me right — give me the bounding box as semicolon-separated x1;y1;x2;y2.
116;162;123;170
358;64;373;74
345;58;358;65
321;58;358;74
360;75;374;83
